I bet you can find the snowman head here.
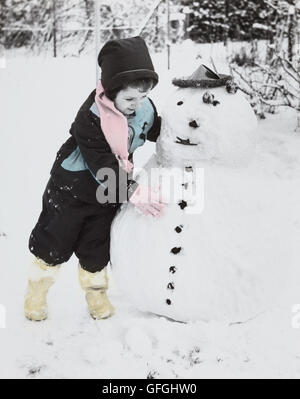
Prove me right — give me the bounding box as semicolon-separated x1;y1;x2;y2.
156;65;258;167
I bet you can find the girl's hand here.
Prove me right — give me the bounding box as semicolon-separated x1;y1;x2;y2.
117;156;134;173
129;184;168;217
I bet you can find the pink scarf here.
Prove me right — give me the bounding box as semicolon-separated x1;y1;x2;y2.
95;80;133;174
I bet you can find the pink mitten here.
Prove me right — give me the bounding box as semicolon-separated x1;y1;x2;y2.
129;184;167;217
116;156;133;174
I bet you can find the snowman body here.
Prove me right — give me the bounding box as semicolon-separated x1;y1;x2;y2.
110;86;290;323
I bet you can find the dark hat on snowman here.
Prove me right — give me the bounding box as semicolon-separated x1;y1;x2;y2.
172;64;232;88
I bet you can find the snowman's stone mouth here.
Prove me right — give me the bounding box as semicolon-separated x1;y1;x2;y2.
175;136;198;146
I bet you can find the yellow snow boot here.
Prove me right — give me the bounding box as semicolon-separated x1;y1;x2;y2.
78;264;115;320
24;257;60;321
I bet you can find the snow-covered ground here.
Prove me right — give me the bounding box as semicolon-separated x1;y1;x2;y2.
0;42;300;379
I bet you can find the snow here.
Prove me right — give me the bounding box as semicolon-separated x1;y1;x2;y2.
0;41;300;378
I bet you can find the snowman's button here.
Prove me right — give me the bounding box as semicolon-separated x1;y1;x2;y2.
166;299;172;305
171;247;182;254
182;182;188;190
167;282;175;290
169;266;177;273
178;200;187;210
175;225;183;233
185;166;193;172
177;101;183;106
139;133;146;141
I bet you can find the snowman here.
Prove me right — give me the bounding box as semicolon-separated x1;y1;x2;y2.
110;65;289;323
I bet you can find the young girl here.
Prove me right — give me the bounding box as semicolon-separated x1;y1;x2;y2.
25;36;165;321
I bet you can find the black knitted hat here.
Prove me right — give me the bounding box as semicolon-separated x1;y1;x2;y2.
172;64;232;88
98;36;159;91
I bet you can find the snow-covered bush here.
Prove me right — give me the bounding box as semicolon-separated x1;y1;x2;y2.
230;49;300;120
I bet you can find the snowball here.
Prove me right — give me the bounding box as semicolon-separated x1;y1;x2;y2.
156;86;257;168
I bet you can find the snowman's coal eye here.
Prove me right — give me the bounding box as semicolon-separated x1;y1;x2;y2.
226;80;238;94
203;92;214;104
177;101;183;106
